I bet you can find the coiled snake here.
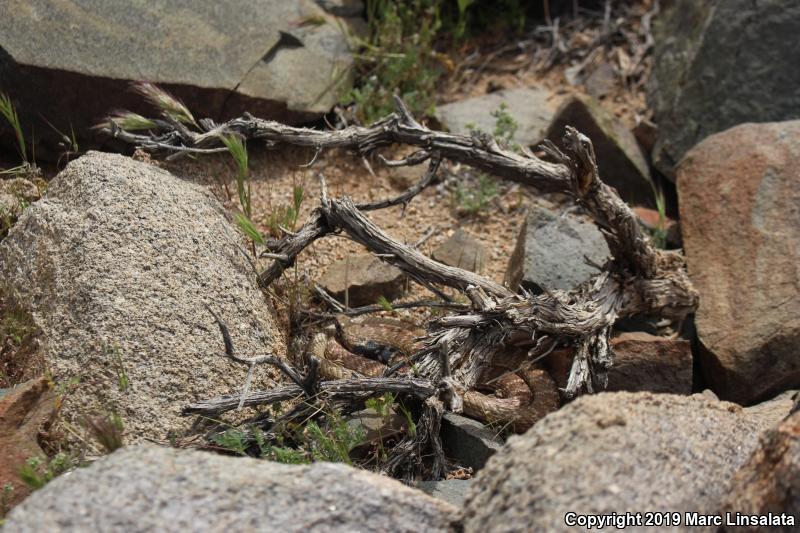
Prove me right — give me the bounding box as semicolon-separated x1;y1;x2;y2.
310;315;560;433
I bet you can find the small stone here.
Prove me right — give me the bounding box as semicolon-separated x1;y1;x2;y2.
415;479;472;508
435;87;559;147
346;407;406;443
584;62;617;99
3;445;460;532
314;0;363;17
0;177;41;226
319;254;407;307
387;165;423;191
546;94;654;207
441;413;503;471
432;229;487;274
0;378;57;512
546;332;692;394
505;206;610;293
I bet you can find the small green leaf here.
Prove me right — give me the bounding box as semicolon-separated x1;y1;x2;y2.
234;212;265;245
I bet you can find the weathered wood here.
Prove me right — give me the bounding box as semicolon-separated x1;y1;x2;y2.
184;377;437;416
104;91;698;400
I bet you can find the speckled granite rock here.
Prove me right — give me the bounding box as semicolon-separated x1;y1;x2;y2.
464;392;765;533
3;445;460;532
0;152;285;443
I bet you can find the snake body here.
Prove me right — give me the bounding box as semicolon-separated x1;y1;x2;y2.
312;316;560;433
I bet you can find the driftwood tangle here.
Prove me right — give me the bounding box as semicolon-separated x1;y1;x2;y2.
103;93;698;477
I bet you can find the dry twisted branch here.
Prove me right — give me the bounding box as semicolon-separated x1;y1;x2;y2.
101;93;698;401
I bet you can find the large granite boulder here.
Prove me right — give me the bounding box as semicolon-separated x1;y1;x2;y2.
718;410;800;532
464;392;765;532
3;444;460;532
648;0;800;177
505;206;610;294
0;0;354;158
677;121;800;404
0;152;286;443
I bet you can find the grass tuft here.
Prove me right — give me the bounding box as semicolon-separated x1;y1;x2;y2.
132;82;197;126
220;134;251;218
103;111;158;132
0;93;27;163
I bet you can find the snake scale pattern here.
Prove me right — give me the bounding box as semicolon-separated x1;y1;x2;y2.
310;315;560;433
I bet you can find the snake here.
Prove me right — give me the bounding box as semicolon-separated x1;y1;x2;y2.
310;315;560;433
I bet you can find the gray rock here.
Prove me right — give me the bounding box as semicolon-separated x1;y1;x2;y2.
744;390;798;432
315;0;364;17
718;411;800;532
346;407;407;443
0;0;353;158
547;332;693;394
319;254;407;307
416;479;472;508
0;177;40;232
584;62;617;100
464;392;767;533
545;94;654;207
388;164;424;191
432;229;487;274
505;206;610;294
677;121;800;404
648;0;800;177
3;444;460;533
435;88;559;147
0;152;286;443
441;413;503;471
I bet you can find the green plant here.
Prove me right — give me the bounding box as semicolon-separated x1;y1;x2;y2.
0;308;39;386
343;0;445;123
133;82;196;127
85;411;125;453
397;402;417;437
454;172;497;215
104;111;158;131
220;134;251;218
364;392;397;462
1;483;13;520
265;184;304;239
454;0;477;39
104;343;129;391
491;102;519;150
376;295;394;312
17;453;74;491
234;212;265;246
650;184;668;249
253;429;308;465
365;392;395;420
212;428;249;456
304;414;365;465
0;92;28;163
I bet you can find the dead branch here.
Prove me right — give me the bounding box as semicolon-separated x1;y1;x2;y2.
183;377;437;417
105;91;698;402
